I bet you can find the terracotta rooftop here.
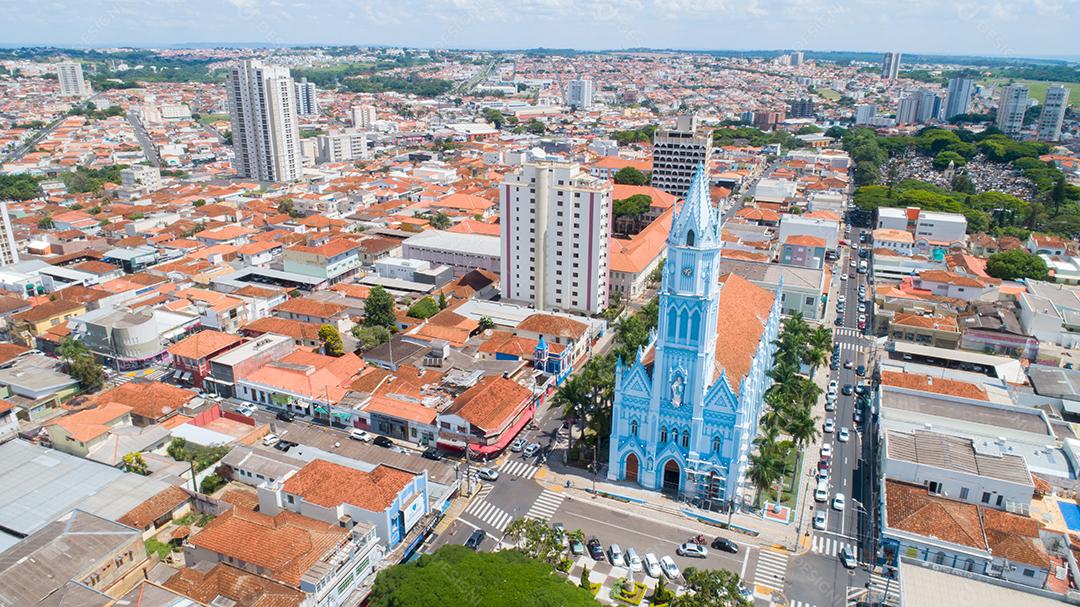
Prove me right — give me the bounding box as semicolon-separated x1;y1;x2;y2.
881;370;988;401
117;485;190;530
283;459;415;512
516;313;588;340
90;381;196;420
885;480;987;550
164;563;306;607
168;330;243;361
49;402;132;442
445;375;533;433
713;273;775;395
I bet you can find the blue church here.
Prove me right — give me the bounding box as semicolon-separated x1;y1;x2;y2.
607;165;782;508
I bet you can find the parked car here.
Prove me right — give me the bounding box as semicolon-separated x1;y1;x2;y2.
273;440;295;452
422;447;442;461
823;418;835;433
372;435;394;448
832;493;846;511
824;398;836;412
813;510;827;531
626;548;643;572
660;555;681;579
853;409;864;424
676;543;708;558
839;545;859;569
815;483;829;502
236;403;255;416
275;410;295;423
261;433;279;446
609;543;626;567
817;458;830;472
511;438;527;452
570;536;585;556
465;529;486;550
644;552;662;578
711;537;739;553
523;442;541;457
476;467;499;481
587;537;604;560
855;384;869;396
820;443;832;458
349;428;372;442
827;380;838;395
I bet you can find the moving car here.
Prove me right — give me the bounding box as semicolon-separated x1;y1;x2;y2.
372;435;394;448
711;537;739;553
523;442;541;457
841;384;853;396
844;359;853;369
609;543;626;567
832;493;846;511
349;428;372;442
813;510;827;531
626;548;643;572
465;529;486;550
676;542;708;558
644;552;662;578
476;467;499;481
660;555;681;579
587;537;604;560
838;427;850;443
839;273;847;281
856;365;866;377
511;438;527;452
839;545;859;569
275;410;295;423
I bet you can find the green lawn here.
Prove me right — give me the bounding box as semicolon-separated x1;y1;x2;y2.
754;448;802;511
980;79;1080;108
817;87;842;101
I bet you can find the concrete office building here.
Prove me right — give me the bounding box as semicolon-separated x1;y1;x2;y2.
855;104;877;125
352;104;377;129
0;202;19;266
499;161;611;315
566;78;594;109
996;84;1030;138
882;52;901;80
945;77;974;119
56;62;91;97
227;60;303;182
316;129;369;163
294;77;318;116
650;115;714;196
1038;85;1069;142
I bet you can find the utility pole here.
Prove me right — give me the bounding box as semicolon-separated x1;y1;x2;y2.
591;441;598;493
189;459;197;494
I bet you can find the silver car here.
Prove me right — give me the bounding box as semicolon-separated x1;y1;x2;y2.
676;542;707;558
476;467;499;481
660;555;681;579
643;552;662;578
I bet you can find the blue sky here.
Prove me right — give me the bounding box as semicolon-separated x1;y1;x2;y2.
12;0;1079;59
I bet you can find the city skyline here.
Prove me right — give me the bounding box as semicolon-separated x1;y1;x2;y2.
8;0;1078;59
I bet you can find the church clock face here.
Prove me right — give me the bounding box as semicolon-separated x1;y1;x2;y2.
682;265;693;277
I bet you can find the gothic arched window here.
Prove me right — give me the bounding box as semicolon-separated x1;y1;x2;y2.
681;430;690;448
712;436;721;453
686;230;695;247
660;426;667;443
630;420;638;437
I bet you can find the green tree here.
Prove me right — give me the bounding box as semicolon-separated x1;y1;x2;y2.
200;473;225;494
318;324;344;357
437;291;449;310
932;150;966;171
524;118;546;135
351;325;391;352
651;575;675;604
121;451;149;475
37;212;54;229
985;249;1049;281
363;285;397;328
504;517;564;565
478;316;495;331
580;563;592;590
672;568;752;607
69;353;104;391
407;296;440;319
167;437;189;461
482;107;506;129
58;337;90;363
424;211;451;229
803;326;833;378
369;545;597;607
613;194;653;218
613;166;648;186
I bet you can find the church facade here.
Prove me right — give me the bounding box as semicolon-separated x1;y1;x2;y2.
607;165;781;508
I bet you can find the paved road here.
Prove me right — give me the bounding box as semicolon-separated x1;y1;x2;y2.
128;110;161;167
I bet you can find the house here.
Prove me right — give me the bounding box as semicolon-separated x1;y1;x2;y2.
912;270;997;302
10;298;86;346
780;235;827;269
0;399;18;443
167;330;244;388
116;485;193;539
873;228;915;256
272;297;351;333
89;381;198;426
47;402;134;459
267;458;429;549
0;354;80;421
437;375;537;456
164;563;306;607
282;239;362;285
236;350;365;420
513;313;591;370
1027;233;1069;256
243;316;323;349
202;332;296;399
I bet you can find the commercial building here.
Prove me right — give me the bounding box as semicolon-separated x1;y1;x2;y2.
294;76;318;115
499;160;611;315
881;51;901;80
945;77;974;119
565;78;594;109
227;59;303;182
0;202;19;266
876;207;967;248
1037;85;1069;142
650;115;714;196
897;90;941;125
995;84;1029;138
282;238;362;285
118;164;162;196
56;61;91;97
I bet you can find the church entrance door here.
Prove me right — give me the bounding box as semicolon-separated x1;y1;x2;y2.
662;459;681;495
624;453;639;484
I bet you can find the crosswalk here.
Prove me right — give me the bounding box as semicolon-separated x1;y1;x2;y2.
835;340;862;355
834;327;864;339
499;458;539;479
525;489;564;522
846;573;900;607
811;534;856;557
789;601;818;607
462;494;513;532
753;548;788;594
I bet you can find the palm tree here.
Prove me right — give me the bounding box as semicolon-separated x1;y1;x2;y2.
785;407;820;450
782;312;809;341
746;446;784;509
804;326;833;377
552;374;589;455
793;378;823;412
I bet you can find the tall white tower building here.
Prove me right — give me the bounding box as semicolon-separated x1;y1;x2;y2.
651;116;714;196
56;62;91;97
294;77;318;116
227;60;303;182
499;161;611;315
351;105;377;129
0;202;20;266
1038;85;1070;142
881;52;901;80
945;77;974;119
996;84;1030;139
566;79;594;109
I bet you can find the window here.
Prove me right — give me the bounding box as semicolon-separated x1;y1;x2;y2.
981;492;991;504
1023;569;1035;578
630;420;638;436
959;487;969;500
660;427;667;442
686;230;695;247
681;431;689;448
712;436;721;453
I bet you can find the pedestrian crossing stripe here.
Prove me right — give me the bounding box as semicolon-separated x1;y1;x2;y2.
463;499;513;532
499;459;539;479
753;549;788;592
789;601;817;607
811;535;855;557
525;489;564;522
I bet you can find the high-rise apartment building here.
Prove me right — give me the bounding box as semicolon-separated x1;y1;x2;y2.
788;98;814;119
945;77;974;119
1038;85;1070;142
499;161;611;315
566;78;594;109
855;104;877;125
752;110;785;132
56;62;91;97
351;104;377;129
881;52;901;80
897;90;942;125
651;115;714;196
294;77;318;116
996;84;1030;138
0;202;19;266
227;60;303;182
316;129;369;163
789;51;805;66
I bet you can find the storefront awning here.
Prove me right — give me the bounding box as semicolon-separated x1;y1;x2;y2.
314;406;329;414
469;405;535;456
332;411;352;420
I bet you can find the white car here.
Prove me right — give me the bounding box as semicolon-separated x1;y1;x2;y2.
626;548;643;572
813;510;827;530
820;443;833;458
837;295;846;304
815;484;829;502
838;427;850;443
237;403;255;416
476;467;499;481
349;428;372;442
833;493;846;511
261;433;279;446
644;552;662;578
660;555;681;579
609;544;626;567
823;418;835;433
839;273;848;281
824;397;836;412
827;381;838;396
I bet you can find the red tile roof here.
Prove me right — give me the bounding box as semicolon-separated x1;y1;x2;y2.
713;274;775;394
283;459;415;512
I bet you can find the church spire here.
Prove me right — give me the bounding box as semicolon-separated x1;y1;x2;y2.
669;163;717;248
